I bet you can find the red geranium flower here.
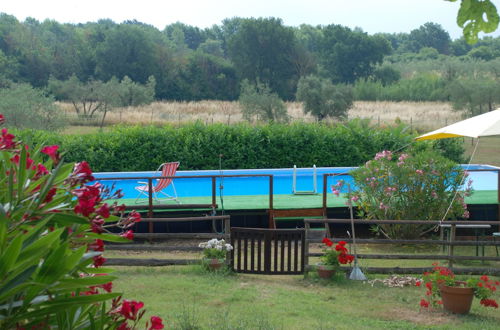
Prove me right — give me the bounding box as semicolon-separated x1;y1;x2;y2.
322;237;333;247
420;299;429;308
148;316;164;330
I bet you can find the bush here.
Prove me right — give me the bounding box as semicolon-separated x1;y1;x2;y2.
296;75;353;120
12;121;464;172
239;80;289;123
0;115;163;329
348;149;471;239
0;83;67;130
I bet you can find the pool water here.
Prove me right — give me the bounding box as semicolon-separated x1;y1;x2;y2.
94;165;499;200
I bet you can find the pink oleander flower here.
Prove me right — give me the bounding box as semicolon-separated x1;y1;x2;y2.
121;230;134;240
0;128;16;150
93;255;106;268
117;299;145;321
72;161;95;184
41;145;60;163
96;203;110;219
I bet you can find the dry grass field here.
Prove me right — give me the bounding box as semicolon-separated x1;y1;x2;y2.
60;100;462;131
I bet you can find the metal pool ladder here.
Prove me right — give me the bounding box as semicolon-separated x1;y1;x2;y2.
292;165;317;195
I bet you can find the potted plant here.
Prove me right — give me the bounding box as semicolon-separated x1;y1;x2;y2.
317;238;355;279
199;238;233;271
418;263;499;314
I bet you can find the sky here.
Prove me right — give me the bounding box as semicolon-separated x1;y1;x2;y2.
2;0;500;40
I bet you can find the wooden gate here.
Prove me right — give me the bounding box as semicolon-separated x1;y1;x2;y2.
230;227;305;275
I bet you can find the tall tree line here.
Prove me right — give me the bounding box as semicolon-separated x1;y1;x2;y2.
2;13;500;102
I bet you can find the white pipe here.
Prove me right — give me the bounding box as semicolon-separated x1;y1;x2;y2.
292;165;297;193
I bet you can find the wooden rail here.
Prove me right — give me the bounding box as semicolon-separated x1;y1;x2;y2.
304;219;500;276
105;215;231;266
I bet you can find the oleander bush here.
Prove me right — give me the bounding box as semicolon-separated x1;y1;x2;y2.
0;115;163;329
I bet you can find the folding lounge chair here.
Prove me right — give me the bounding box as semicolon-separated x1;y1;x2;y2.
134;162;180;203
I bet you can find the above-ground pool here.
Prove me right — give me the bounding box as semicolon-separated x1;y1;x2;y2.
94;164;500;201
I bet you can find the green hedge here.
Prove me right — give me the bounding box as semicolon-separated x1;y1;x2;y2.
15;120;464;172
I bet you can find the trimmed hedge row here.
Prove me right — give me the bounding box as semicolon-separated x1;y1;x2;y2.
16;120;463;172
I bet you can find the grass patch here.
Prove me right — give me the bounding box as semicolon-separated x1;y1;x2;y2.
110;244;500;329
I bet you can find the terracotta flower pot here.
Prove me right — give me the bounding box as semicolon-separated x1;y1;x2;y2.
207;258;225;271
317;264;336;279
439;282;475;314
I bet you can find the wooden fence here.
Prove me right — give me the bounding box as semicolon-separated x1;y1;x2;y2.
231;227;305;275
105;215;230;266
304;219;500;276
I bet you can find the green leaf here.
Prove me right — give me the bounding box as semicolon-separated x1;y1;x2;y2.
53;275;116;290
457;0;500;44
0;265;38;303
48;213;89;226
19;226;63;260
86;232;130;243
17;293;120;321
83;267;116;274
0;234;23;278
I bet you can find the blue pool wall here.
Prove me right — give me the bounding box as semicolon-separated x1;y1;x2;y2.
93;164;500;200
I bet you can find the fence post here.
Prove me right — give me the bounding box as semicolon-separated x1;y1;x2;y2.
148;178;153;233
304;221;310;278
448;224;456;268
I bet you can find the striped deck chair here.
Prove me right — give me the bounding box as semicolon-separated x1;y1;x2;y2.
134;162;180;203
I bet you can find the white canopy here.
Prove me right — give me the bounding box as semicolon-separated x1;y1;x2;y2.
415;109;500;141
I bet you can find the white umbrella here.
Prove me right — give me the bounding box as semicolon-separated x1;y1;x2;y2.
416;109;500;141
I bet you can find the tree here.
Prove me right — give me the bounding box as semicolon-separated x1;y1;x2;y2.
448;0;500;44
180;51;239;100
94;23;160;84
48;75;155;125
48;75;104;119
238;80;289;123
405;22;451;54
448;77;500;116
228;17;298;100
318;25;391;84
296;75;353;121
0;83;66;130
372;65;401;86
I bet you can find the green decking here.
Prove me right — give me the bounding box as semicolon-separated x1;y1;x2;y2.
119;190;498;211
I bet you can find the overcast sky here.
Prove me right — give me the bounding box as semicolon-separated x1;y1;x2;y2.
2;0;500;39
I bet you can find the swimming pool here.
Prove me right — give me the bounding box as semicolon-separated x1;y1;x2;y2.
94;164;500;200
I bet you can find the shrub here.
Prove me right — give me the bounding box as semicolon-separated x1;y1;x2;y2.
13;121;464;172
0;83;67;130
239;80;289;123
348;149;471;239
0;115;163;329
296;75;353;120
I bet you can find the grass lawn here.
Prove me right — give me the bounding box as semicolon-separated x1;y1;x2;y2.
109;245;500;329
